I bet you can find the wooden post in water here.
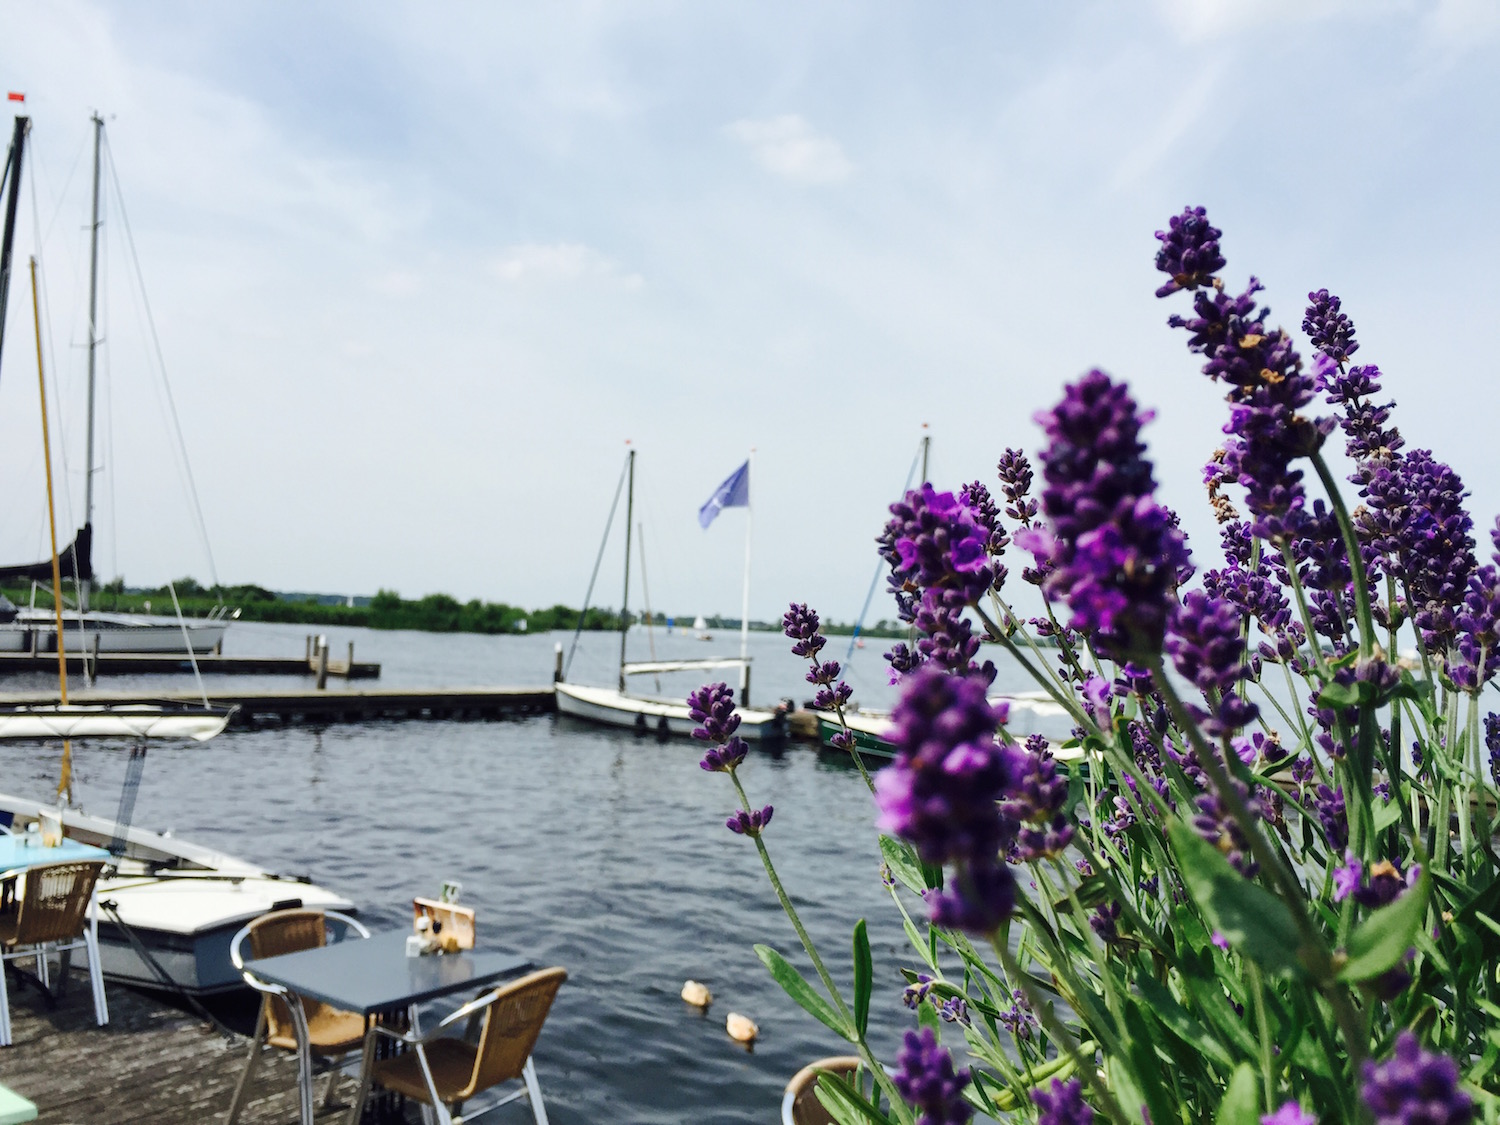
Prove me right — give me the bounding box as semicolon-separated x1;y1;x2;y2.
315;637;329;689
553;642;564;683
347;642;354;675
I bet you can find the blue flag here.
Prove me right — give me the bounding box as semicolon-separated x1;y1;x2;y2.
698;460;750;528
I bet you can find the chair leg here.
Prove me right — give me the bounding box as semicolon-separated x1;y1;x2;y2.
344;1027;376;1125
85;934;108;1027
320;1060;343;1111
226;1003;268;1125
0;952;11;1048
34;944;49;991
523;1057;550;1125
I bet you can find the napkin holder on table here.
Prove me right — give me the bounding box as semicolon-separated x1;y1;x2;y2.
413;897;475;952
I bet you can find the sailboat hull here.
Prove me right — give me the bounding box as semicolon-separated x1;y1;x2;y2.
0;793;354;997
555;682;785;741
1;611;227;654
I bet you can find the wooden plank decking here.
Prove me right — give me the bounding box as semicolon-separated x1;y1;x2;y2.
2;964;410;1123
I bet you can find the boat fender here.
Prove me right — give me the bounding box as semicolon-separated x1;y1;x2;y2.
656;715;670;740
633;713;648;736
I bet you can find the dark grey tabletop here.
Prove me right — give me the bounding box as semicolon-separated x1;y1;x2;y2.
246;931;534;1016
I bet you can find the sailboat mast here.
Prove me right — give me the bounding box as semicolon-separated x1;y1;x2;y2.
618;446;635;692
80;113;104;612
0;115;28;390
739;450;753;706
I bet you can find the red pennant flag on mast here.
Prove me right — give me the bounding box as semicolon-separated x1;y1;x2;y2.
6;93;24;102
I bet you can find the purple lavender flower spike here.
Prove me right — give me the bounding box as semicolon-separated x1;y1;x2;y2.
999;990;1037;1041
902;973;934;1009
725;805;773;837
876;670;1017;932
938;995;971;1026
1157;209;1331;544
688;682;740;743
782;602;825;657
1153;206;1225;298
1450;566;1500;692
996;448;1039;526
1166;590;1259;734
1262;1103;1317;1125
699;737;748;773
881;483;994;605
1303;289;1359;366
893;1028;974;1125
1361;1031;1473;1125
1333;852;1363;903
1486;714;1500;787
1022;370;1192;661
1032;1077;1095;1125
876;670;1010;867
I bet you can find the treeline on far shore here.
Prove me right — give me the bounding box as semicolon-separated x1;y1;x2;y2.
3;578;917;639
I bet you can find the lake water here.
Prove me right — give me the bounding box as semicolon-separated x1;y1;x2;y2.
1;621;1056;1123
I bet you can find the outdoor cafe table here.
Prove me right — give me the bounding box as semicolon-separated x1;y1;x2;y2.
245;931;533;1017
0;835;112;1037
0;837;111;874
246;931;533;1122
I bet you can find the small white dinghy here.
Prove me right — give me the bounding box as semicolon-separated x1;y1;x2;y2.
0;792;354;996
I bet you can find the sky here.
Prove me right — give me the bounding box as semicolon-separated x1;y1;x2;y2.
0;1;1498;626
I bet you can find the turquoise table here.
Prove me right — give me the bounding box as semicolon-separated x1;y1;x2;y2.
0;837;111;874
0;1083;37;1124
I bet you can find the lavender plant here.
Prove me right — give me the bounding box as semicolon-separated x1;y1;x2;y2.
693;207;1500;1125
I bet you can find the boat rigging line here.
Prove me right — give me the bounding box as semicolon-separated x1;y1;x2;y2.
844;428;930;670
101;127;221;592
564;445;631;680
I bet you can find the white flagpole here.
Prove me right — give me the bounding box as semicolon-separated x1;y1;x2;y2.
739;450;754;706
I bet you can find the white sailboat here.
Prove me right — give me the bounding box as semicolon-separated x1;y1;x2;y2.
0;790;354;996
0;112;230;656
555;447;785;740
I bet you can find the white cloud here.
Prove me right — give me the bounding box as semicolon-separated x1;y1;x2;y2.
726;114;853;184
489;242;643;289
1426;0;1500;48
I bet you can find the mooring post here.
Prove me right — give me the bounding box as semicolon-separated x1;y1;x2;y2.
305;634;312;663
316;637;329;690
740;662;751;708
90;632;100;681
347;641;354;676
553;642;564;683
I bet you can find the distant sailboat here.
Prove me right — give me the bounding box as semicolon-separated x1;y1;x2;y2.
692;615;712;642
554;447;784;740
0;112;230;656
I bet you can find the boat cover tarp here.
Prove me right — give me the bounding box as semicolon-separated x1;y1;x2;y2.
0;702;232;741
0;522;93;584
623;658;748;675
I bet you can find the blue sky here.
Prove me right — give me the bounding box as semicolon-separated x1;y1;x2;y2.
0;1;1497;625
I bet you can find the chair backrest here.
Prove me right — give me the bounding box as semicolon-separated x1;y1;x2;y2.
8;860;103;945
782;1057;862;1125
460;967;567;1100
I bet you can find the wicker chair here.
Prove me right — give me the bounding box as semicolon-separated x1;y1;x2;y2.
227;908;370;1125
345;966;567;1125
0;860;108;1047
781;1056;864;1125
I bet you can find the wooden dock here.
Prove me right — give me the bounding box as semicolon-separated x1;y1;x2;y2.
0;686;557;728
2;966;399;1122
0;652;382;678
